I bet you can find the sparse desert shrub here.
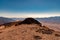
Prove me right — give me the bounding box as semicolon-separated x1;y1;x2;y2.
42;26;50;30
0;32;2;33
55;34;60;37
34;35;42;40
36;28;53;34
42;25;47;27
42;29;53;34
4;23;12;27
36;26;49;33
36;28;44;33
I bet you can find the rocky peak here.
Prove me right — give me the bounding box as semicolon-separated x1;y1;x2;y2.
15;18;42;26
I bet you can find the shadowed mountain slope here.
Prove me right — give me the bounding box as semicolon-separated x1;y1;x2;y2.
0;21;22;28
15;18;42;26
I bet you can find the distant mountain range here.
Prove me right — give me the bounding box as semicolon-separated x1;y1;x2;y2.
12;16;60;24
0;16;60;25
12;18;25;21
0;17;15;25
35;16;60;24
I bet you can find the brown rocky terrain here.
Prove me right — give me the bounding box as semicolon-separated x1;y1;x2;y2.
0;18;60;40
41;22;60;32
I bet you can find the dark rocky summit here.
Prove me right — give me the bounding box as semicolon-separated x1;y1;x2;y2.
15;18;42;26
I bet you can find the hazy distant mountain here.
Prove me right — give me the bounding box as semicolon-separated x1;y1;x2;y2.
1;16;59;25
12;18;25;21
35;16;60;24
0;17;15;25
12;16;60;24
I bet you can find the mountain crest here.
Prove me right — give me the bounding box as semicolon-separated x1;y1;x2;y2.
15;18;42;26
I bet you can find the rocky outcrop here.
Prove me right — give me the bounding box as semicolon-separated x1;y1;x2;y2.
15;18;42;26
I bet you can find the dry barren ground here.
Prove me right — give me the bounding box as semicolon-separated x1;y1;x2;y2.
0;24;60;40
41;22;60;32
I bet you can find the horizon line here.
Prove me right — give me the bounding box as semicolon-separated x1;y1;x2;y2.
0;16;60;18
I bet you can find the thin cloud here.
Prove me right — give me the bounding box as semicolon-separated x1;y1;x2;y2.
0;12;60;18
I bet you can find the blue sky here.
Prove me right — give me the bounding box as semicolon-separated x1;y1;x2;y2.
0;0;60;18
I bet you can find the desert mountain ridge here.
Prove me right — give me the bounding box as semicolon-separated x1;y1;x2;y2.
0;16;60;25
0;17;60;31
0;18;60;40
12;16;60;24
0;17;15;25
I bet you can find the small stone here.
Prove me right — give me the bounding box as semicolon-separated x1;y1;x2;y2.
55;34;60;37
34;35;42;40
